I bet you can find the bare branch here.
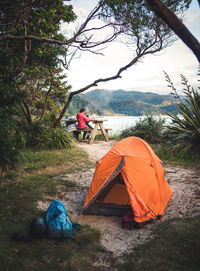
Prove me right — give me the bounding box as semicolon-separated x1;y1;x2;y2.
59;48;79;70
12;115;27;129
22;100;32;125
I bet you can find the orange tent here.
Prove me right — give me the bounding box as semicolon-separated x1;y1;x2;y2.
81;137;172;223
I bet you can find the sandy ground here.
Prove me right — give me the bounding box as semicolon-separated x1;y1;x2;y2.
39;140;200;260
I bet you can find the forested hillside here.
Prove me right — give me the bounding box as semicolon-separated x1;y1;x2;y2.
68;89;178;116
67;95;100;115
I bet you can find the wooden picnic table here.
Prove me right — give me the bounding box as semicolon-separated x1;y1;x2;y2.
65;118;110;144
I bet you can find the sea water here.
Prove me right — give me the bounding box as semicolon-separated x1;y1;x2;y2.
63;115;172;135
101;115;172;134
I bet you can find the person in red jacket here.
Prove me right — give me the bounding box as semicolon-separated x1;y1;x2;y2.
76;108;92;141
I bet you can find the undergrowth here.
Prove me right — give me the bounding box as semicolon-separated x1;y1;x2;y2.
154;143;200;169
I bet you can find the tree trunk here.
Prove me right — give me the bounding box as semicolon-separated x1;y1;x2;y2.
53;92;74;128
147;0;200;63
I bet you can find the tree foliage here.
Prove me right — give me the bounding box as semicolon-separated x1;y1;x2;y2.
0;0;76;121
0;0;76;79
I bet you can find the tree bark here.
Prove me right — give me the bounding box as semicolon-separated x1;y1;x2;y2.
21;100;32;125
146;0;200;63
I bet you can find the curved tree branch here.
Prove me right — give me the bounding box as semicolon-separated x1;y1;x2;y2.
21;100;32;125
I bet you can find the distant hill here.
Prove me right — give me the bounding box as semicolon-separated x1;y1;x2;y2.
67;95;99;116
68;89;178;116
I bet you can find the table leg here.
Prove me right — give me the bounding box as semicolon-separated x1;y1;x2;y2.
88;123;99;144
99;123;109;142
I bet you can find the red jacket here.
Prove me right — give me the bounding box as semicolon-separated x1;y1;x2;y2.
76;112;90;129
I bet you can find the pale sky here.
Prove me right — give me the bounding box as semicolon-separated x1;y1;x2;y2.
63;0;200;95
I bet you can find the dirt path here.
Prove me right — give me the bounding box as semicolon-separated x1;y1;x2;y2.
40;140;200;258
77;140;118;162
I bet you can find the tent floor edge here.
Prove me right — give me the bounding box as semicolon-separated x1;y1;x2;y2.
82;202;132;216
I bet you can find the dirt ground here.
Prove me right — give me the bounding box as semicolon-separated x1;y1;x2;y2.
39;140;200;259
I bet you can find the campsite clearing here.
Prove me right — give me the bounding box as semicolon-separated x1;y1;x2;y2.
1;141;199;270
38;140;200;262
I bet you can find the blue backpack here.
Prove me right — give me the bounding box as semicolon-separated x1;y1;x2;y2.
45;200;76;239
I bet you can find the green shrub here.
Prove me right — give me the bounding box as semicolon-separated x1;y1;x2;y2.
46;127;74;149
165;70;200;156
26;120;73;150
120;113;166;144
